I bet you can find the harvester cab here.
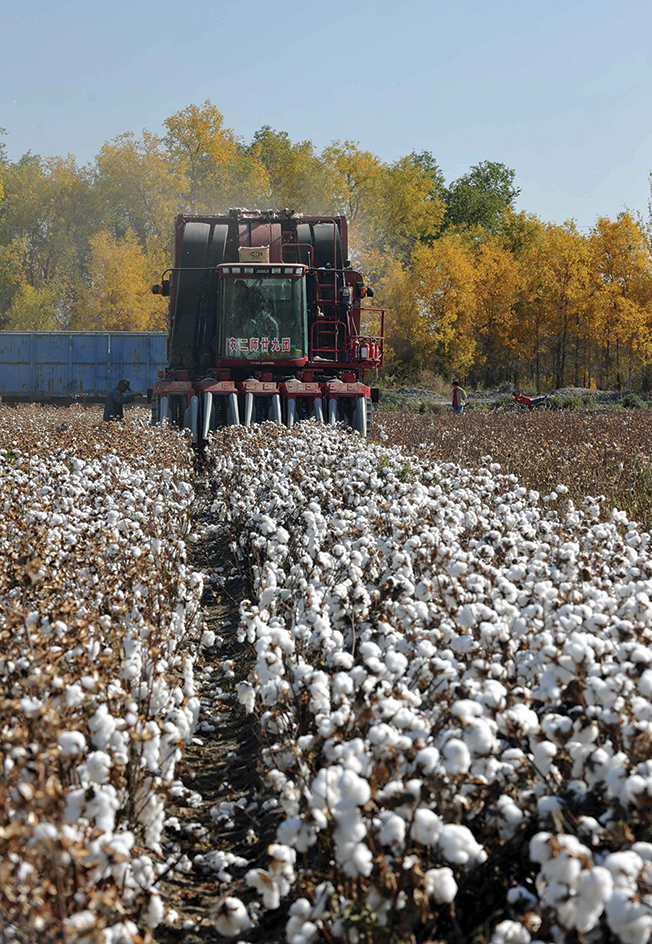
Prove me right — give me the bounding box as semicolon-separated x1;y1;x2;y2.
218;264;308;365
151;209;384;441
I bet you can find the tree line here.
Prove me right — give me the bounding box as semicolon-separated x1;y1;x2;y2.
1;100;651;391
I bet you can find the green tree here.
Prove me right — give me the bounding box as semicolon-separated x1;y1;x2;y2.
408;149;446;199
444;160;520;233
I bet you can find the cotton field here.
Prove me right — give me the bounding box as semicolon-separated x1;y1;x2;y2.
0;406;202;943
202;421;652;944
3;408;652;944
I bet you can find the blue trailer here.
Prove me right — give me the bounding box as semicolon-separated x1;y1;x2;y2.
0;331;168;400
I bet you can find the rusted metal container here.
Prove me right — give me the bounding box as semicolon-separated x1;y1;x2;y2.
0;331;168;400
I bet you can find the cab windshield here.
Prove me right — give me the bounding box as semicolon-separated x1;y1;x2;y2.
221;275;307;359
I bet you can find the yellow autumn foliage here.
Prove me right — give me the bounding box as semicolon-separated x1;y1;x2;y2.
73;230;166;331
3;102;652;390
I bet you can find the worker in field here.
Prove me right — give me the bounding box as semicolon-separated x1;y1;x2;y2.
104;379;135;421
451;380;467;415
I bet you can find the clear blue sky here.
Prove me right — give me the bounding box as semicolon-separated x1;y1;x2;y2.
2;0;651;226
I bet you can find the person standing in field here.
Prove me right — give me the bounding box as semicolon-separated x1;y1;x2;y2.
451;380;467;415
104;379;135;421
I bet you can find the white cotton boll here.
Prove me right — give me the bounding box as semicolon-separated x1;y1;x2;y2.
342;842;373;878
577;816;605;845
537;796;565;818
604;851;643;892
145;894;165;929
332;672;354;697
268;843;296;869
213;897;252;936
63;911;96;935
499;704;540;737
290;921;319;944
64;788;86;823
605;891;652;944
545;848;582;886
490;919;531;944
438;824;487;866
65;684;85;707
465;718;496;756
550;888;578;930
88;705;116;751
84;751;112;784
457;605;476;628
101;833;135;867
385;651;408;677
451;699;483;722
246;868;281;910
415;746;440;774
532;740;557;776
425;867;458;903
491;795;524;840
365;656;384;675
200;630;216;648
28;822;59;846
334;810;366;848
104;920;140;943
411;808;442;846
529;832;553;865
338;770;371;807
575;867;613;932
236;681;256;714
286;899;313;942
378;812;406;850
638;669;652;698
442;739;471;775
632;842;652;862
58;731;87;756
85;785;119;834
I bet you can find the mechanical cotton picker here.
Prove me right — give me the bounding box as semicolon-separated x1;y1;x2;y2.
150;210;384;441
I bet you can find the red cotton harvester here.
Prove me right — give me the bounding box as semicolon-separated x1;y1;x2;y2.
150;209;384;441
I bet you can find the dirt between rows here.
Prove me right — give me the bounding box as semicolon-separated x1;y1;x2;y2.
155;530;288;943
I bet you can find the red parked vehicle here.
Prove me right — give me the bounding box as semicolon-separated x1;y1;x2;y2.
150;209;384;441
511;391;553;410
